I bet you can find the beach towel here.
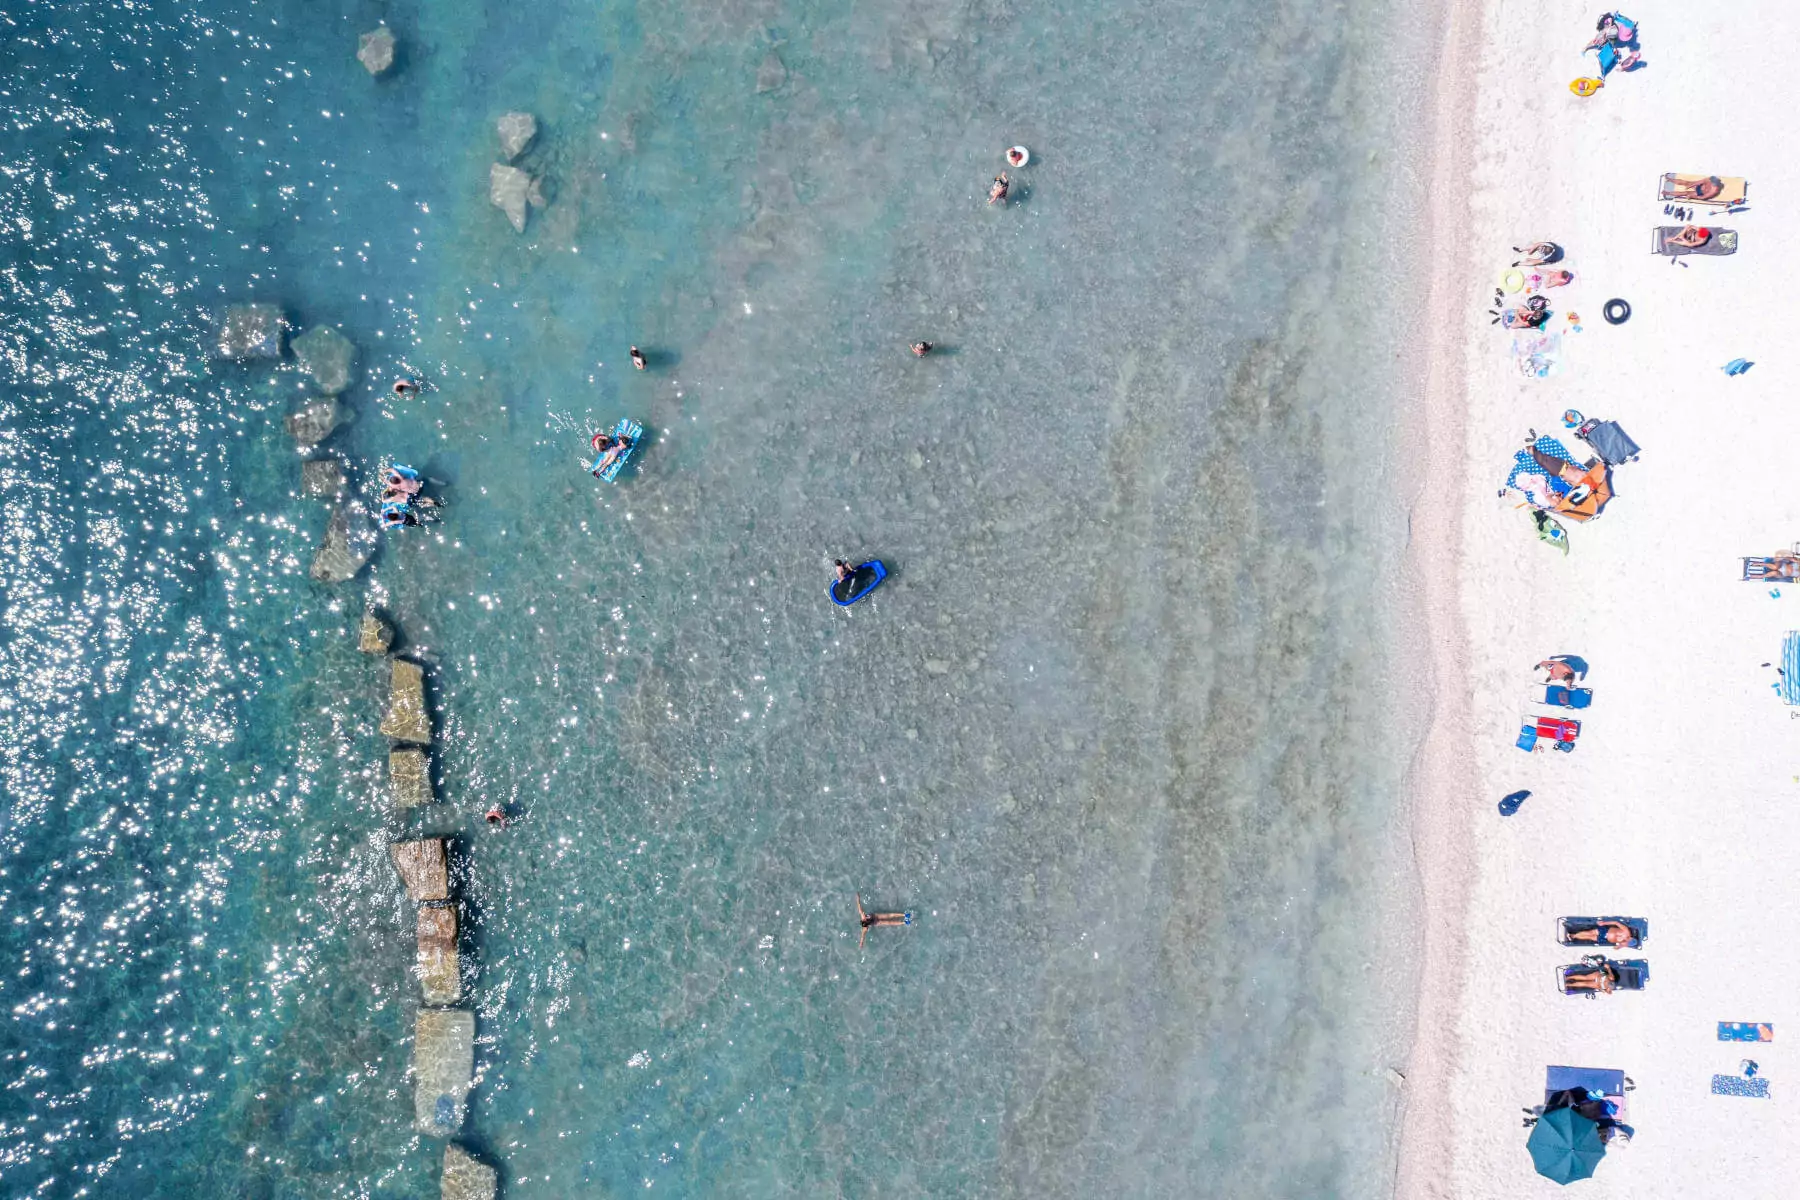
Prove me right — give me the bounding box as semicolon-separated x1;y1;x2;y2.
1658;173;1748;208
1718;1022;1774;1043
1653;226;1739;257
1712;1074;1770;1098
1511;331;1563;379
1507;436;1579;500
1780;633;1800;704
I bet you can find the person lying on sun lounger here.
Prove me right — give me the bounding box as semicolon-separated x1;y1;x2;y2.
1667;175;1725;202
1749;553;1800;581
1669;224;1712;249
1567;919;1637;948
1563;960;1621;993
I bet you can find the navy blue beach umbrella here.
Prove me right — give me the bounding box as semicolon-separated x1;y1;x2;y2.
1527;1105;1607;1184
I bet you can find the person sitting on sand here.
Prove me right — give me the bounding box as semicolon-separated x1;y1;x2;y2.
1491;296;1550;329
1563;959;1620;993
590;430;634;475
1512;241;1562;267
1568;920;1639;948
1670;224;1712;249
988;173;1010;205
1669;175;1725;202
856;894;911;948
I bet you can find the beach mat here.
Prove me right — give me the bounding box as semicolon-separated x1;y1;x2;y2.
1712;1074;1770;1098
1658;173;1747;208
1653;226;1739;257
1719;1022;1774;1042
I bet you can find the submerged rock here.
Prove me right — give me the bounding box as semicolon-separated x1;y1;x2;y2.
441;1144;497;1200
285;396;348;447
417;903;461;1004
756;51;787;93
300;457;346;497
357;612;394;654
309;504;369;584
413;1008;475;1136
496;112;537;162
215;303;285;360
389;747;434;809
358;26;396;76
291;325;359;395
380;658;432;744
489;164;532;233
390;837;449;901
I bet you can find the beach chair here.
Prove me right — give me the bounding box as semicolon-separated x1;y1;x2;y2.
1559;957;1649;997
1657;173;1747;209
1742;546;1800;581
1545;1065;1632;1123
1558;917;1646;948
1536;685;1593;710
1653;226;1738;257
1517;715;1581;752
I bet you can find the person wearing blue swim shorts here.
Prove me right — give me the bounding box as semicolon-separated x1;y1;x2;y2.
856;894;911;949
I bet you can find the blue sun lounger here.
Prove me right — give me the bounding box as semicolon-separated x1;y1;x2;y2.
1536;685;1593;710
1546;1066;1630;1120
1559;958;1648;995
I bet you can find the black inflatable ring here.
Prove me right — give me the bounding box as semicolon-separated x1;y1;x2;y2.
1603;298;1631;325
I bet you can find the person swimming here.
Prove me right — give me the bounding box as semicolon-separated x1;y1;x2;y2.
485;806;507;828
910;341;933;357
392;377;421;397
590;430;634;476
988;173;1009;205
856;894;911;948
630;346;647;371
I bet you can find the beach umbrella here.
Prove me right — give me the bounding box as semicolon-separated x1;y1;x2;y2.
1527;1105;1606;1185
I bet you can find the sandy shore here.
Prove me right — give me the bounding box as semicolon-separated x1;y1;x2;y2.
1398;2;1800;1196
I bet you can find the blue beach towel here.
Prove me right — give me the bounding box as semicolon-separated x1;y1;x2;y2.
1507;436;1579;498
1779;633;1800;704
1719;1022;1774;1042
1711;1074;1770;1098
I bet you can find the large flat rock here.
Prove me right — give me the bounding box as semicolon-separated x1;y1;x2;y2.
380;658;432;744
413;1008;475;1137
358;26;396;75
441;1143;497;1200
417;903;461;1004
300;457;345;497
291;325;359;395
357;612;394;654
496;111;537;162
215;303;285;359
489;164;531;233
285;396;348;447
389;747;434;809
389;838;449;901
309;504;369;584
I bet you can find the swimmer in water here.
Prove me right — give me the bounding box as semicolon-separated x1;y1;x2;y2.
988;173;1009;205
630;346;647;371
856;894;911;949
485;806;507;828
392;377;421;397
910;341;933;357
590;430;634;476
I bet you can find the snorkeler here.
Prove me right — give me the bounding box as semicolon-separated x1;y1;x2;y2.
856;894;911;949
630;346;647;371
988;173;1009;205
590;429;635;476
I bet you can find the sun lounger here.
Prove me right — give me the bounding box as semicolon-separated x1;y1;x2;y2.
1657;173;1747;208
1653;226;1739;257
1558;917;1646;948
1537;685;1593;710
1711;1074;1770;1098
1545;1065;1631;1122
1718;1022;1773;1042
1559;957;1648;996
1517;715;1580;752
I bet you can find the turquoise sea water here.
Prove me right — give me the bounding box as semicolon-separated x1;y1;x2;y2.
1;1;1428;1196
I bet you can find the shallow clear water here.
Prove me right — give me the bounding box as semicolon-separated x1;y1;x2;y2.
1;0;1426;1196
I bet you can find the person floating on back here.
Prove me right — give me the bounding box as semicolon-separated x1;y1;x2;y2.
856;894;911;949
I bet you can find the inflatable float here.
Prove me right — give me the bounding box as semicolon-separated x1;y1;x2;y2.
1006;146;1030;167
829;560;886;607
590;418;645;482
